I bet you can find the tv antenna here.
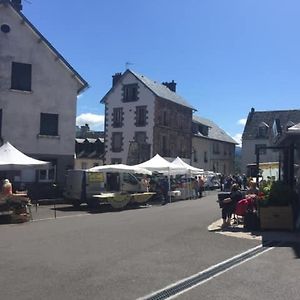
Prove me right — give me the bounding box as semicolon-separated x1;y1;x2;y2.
125;61;133;70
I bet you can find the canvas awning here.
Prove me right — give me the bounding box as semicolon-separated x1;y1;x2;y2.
134;154;187;175
171;157;204;175
0;142;50;170
88;164;152;175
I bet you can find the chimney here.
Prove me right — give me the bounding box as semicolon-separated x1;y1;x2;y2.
112;72;122;87
11;0;22;11
162;80;177;92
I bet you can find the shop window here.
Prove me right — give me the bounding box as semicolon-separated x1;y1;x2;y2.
11;62;32;91
38;159;56;182
40;113;58;136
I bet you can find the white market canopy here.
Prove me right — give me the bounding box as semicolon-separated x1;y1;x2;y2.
0;141;50;170
134;154;187;175
88;164;152;175
171;157;204;175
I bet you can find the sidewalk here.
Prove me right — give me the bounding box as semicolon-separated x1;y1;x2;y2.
208;218;300;243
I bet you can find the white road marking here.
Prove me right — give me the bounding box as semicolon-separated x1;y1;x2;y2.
138;244;274;300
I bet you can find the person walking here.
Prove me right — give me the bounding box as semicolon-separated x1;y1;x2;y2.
160;176;169;205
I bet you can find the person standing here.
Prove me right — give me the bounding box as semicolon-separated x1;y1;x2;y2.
198;176;204;198
160;176;169;205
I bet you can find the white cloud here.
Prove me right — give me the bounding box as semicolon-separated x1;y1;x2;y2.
76;113;104;131
232;133;242;147
237;118;247;125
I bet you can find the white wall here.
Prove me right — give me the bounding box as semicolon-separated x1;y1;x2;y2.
105;72;155;163
0;5;79;156
241;139;280;173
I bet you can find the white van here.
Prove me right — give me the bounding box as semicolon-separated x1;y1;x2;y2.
63;169;143;208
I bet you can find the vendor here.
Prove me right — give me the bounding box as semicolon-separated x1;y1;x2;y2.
2;179;13;196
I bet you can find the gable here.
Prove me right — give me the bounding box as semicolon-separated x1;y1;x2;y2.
193;115;237;144
0;2;88;93
242;109;300;140
101;69;195;111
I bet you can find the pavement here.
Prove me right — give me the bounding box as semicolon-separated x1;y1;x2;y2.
208;218;300;243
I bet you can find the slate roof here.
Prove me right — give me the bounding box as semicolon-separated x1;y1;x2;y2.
193;115;237;144
242;109;300;139
101;69;196;110
0;0;88;93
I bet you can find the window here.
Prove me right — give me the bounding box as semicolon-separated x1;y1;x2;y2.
204;151;208;163
255;144;267;155
162;135;169;156
163;111;168;126
193;150;198;162
213;142;220;154
40;113;58;136
257;122;269;138
134;132;147;144
112;132;123;152
38;159;56;182
123;84;138;102
111;158;122;164
0;109;2;138
112;108;123;128
81;162;88;169
135;106;147;126
11;62;32;91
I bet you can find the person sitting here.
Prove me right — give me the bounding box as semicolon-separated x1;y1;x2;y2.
221;184;243;228
246;181;259;197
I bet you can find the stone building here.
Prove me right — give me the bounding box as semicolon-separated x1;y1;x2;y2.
192;116;237;175
241;108;300;173
101;70;195;164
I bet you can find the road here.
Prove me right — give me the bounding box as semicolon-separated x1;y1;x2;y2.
0;191;299;299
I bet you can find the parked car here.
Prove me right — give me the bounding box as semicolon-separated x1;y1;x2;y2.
204;175;220;190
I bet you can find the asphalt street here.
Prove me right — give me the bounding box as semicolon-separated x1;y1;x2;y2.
0;191;299;300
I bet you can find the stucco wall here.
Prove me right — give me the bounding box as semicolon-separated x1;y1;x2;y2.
192;136;235;174
0;6;78;156
241;139;280;173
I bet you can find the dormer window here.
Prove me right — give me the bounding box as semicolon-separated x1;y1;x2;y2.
286;121;295;131
257;122;269;138
123;84;138;102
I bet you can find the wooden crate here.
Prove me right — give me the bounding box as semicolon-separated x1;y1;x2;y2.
259;206;294;230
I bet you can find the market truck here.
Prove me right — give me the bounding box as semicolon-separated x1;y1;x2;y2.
63;169;154;209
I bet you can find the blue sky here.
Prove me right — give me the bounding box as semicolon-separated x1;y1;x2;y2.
23;0;300;145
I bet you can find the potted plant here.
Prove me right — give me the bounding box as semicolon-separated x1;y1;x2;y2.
258;181;297;230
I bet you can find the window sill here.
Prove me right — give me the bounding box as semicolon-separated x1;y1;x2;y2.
10;88;33;94
37;134;60;139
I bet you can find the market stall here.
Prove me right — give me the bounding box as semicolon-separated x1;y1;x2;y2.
0;142;49;223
